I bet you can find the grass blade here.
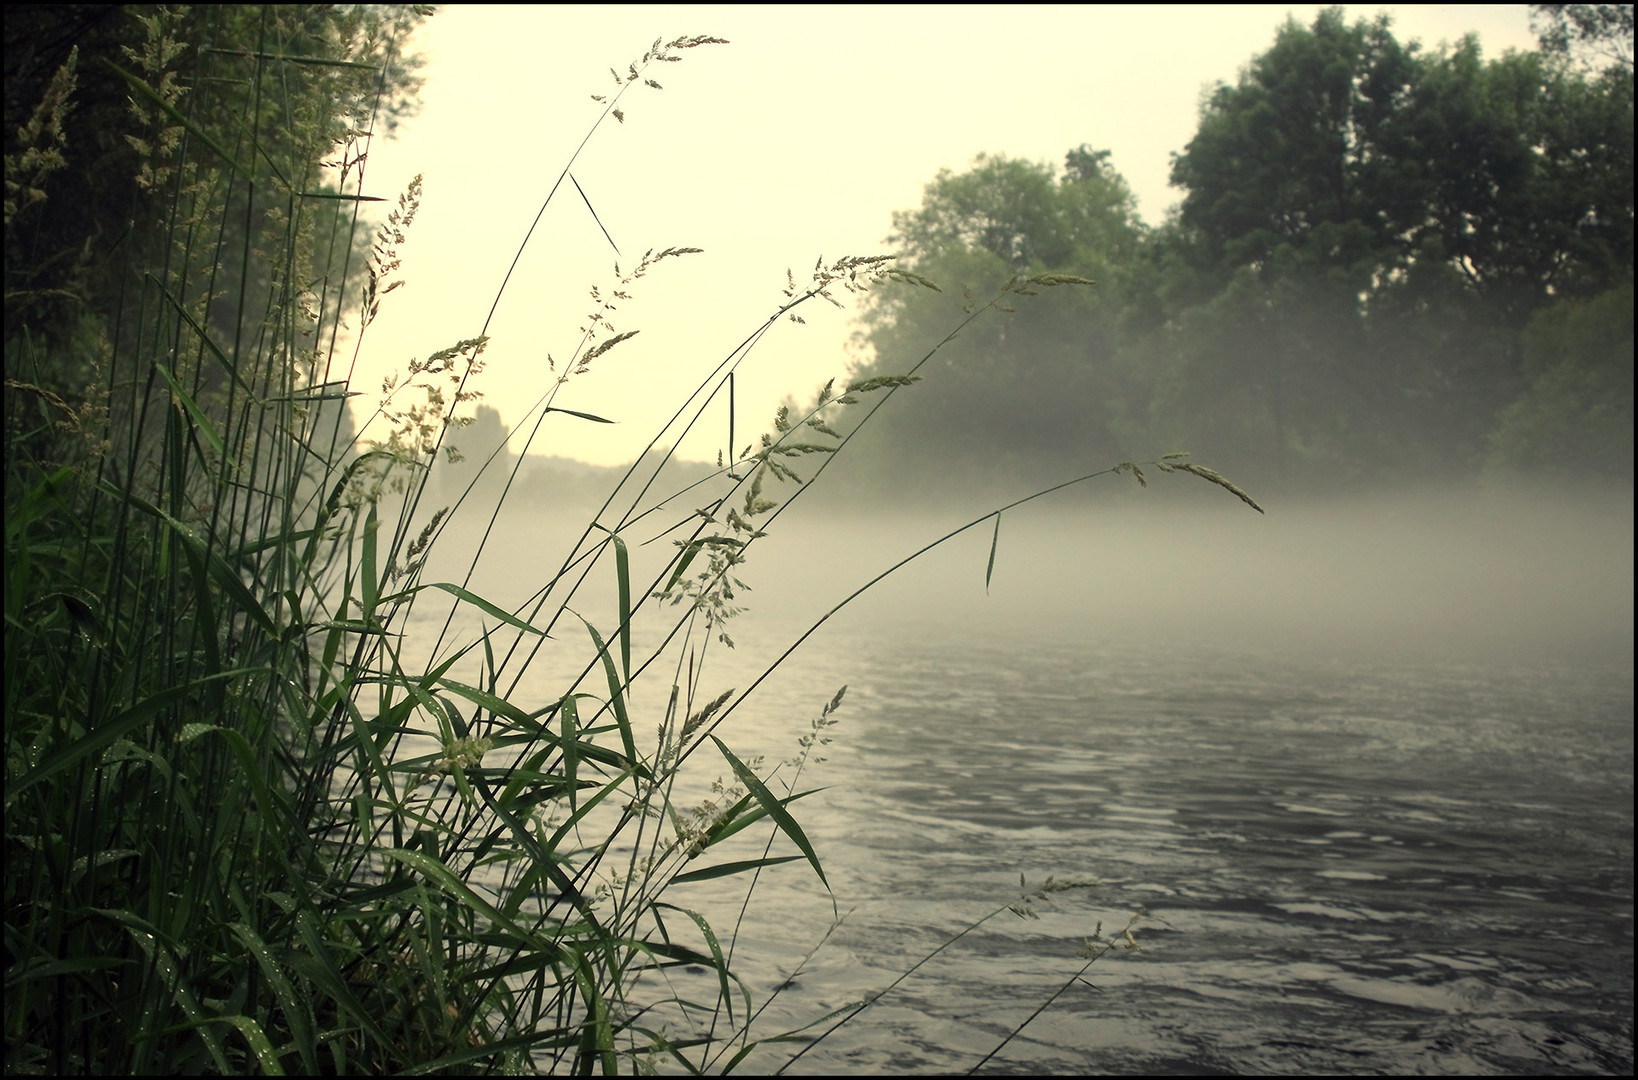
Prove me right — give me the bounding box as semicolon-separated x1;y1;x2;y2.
379;581;547;636
380;847;549;948
590;525;633;687
8;670;258;803
569;171;621;257
97;482;279;636
709;736;827;889
574;613;642;771
153;363;233;469
654;903;748;1030
697;788;820;850
544;406;615;424
204;1011;289;1076
560;693;581;810
361;503;380;619
105;58;250;177
661;540;704;595
986;511;1001;593
670;855;803;885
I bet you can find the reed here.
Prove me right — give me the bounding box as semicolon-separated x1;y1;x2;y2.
4;11;1259;1074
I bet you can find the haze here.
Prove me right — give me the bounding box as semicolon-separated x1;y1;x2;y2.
351;5;1543;469
412;480;1634;688
365;5;1630;680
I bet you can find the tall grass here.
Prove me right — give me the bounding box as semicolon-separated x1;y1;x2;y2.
4;11;1259;1074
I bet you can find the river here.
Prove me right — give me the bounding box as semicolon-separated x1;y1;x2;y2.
400;481;1633;1074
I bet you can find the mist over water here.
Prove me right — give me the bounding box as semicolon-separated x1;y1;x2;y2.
404;479;1632;1074
728;480;1635;669
420;478;1633;668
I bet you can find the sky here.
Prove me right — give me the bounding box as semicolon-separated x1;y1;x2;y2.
346;4;1544;468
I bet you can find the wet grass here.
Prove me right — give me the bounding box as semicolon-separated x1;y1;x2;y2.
4;14;1258;1074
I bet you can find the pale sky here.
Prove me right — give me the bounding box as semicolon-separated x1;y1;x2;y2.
345;4;1541;467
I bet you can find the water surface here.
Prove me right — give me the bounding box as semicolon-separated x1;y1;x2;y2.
403;485;1634;1074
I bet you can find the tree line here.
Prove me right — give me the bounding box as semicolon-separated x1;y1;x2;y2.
811;6;1633;499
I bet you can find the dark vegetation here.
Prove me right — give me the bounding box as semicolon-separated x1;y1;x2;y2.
799;5;1633;500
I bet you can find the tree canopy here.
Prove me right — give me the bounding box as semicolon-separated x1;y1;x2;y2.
824;6;1633;498
822;148;1147;498
5;5;427;470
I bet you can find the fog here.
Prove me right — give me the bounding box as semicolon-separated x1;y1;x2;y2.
415;479;1633;674
763;483;1632;665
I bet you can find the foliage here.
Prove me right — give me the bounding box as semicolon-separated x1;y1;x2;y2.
4;9;1262;1077
1161;7;1631;486
1532;3;1635;71
4;5;424;407
1487;282;1635;477
4;5;433;1073
821;149;1146;499
833;6;1633;496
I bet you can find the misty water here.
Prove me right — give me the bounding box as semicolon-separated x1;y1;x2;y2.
406;481;1633;1075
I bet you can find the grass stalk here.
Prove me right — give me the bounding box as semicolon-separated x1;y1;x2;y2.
5;15;1258;1075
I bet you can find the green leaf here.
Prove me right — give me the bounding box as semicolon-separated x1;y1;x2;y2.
592;525;633;687
264;379;359;403
573;613;642;773
381;847;547;947
986;512;1001;594
435;676;543;733
292;909;399;1053
3;955;131;987
569;950;619;1075
7;669;259;803
225;922;313;1039
229;923;316;1074
106;59;250;177
697;788;821;850
709;736;828;888
343;692;404;807
653;903;748;1029
661;540;703;595
547;767;638;851
154;363;235;470
560;693;580;811
670;854;803;885
296;190;387;201
97;481;279;637
95;908;232;1073
153;280;258;402
379;581;546;636
544;406;615;424
202;46;381;69
306;619;388;636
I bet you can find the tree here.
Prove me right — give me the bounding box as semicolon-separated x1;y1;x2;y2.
827;148;1147;500
821;8;1631;496
1487;282;1634;478
5;5;427;467
1161;6;1632;486
1532;3;1635;71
